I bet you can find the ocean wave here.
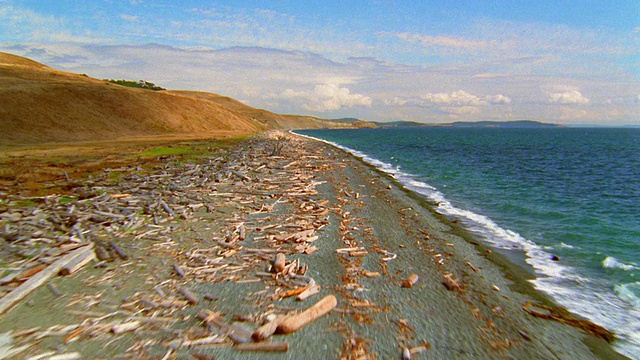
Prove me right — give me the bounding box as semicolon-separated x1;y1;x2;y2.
602;256;638;271
615;282;640;307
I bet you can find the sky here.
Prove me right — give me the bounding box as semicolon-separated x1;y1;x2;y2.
1;0;639;125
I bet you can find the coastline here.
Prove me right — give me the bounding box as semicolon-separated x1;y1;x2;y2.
292;130;628;359
0;130;628;359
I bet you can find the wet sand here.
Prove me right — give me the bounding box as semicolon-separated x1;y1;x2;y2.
0;131;627;359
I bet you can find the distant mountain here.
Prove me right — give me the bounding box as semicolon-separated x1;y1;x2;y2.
434;120;561;128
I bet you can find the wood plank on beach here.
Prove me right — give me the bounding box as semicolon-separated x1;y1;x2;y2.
0;244;94;315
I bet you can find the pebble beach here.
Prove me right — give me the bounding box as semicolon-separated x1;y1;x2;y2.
0;131;627;359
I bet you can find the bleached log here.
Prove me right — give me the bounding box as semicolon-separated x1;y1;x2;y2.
252;316;282;341
297;285;320;301
59;247;96;276
0;244;94;315
443;274;460;291
401;273;419;288
111;320;141;334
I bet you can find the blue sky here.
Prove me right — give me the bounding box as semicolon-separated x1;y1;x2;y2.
1;0;639;124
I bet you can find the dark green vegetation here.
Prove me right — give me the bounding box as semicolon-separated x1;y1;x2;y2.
104;79;166;91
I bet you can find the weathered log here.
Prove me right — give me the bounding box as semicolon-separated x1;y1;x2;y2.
276;295;337;334
401;273;419;288
159;200;177;218
59;247;96;276
111;320;141;334
109;241;128;260
297;285;320;301
237;342;289;352
0;244;94;315
179;287;200;305
173;264;186;278
466;261;479;273
252;316;282;341
442;274;460;291
94;245;112;261
273;253;286;273
522;301;615;342
230;170;251;182
197;309;252;343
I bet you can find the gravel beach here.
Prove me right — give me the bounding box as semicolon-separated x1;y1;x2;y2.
0;131;627;359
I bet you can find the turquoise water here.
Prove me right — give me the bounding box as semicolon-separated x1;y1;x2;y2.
297;127;640;358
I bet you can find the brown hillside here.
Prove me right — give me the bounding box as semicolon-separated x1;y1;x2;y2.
0;53;264;144
0;53;372;145
174;91;374;130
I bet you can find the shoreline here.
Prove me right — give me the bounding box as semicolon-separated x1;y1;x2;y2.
0;130;628;359
293;130;628;359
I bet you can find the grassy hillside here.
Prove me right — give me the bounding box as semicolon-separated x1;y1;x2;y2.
0;53;371;145
173;91;375;130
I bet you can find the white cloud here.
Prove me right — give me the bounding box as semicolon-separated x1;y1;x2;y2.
278;83;372;112
487;94;512;105
1;42;638;124
547;90;590;105
383;90;511;118
120;14;139;22
391;32;487;50
422;90;485;106
419;90;511;107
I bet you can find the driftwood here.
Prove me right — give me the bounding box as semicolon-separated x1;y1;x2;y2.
109;241;128;260
465;261;479;273
276;295;337;334
179;287;200;305
401;273;419;288
273;253;286;273
0;244;94;315
197;309;253;343
94;245;111;261
522;302;615;342
173;264;186;278
297;285;321;301
111;320;141;334
252;316;282;341
59;247;96;276
442;274;460;291
237;342;289;352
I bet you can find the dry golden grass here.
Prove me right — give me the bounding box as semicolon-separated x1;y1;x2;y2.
0;52;372;148
0;53;262;145
175;90;375;130
0;134;247;197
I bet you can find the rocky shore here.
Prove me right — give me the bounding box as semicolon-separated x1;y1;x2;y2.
0;131;626;359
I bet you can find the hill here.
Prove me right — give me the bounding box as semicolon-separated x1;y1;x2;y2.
0;53;371;144
172;91;374;130
371;120;426;127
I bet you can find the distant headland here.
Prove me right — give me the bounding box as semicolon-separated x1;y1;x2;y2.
370;120;561;128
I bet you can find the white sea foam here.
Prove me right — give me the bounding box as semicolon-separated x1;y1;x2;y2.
294;130;640;359
615;282;640;306
603;256;638;271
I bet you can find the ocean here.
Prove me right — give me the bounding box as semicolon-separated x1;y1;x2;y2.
296;126;640;359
